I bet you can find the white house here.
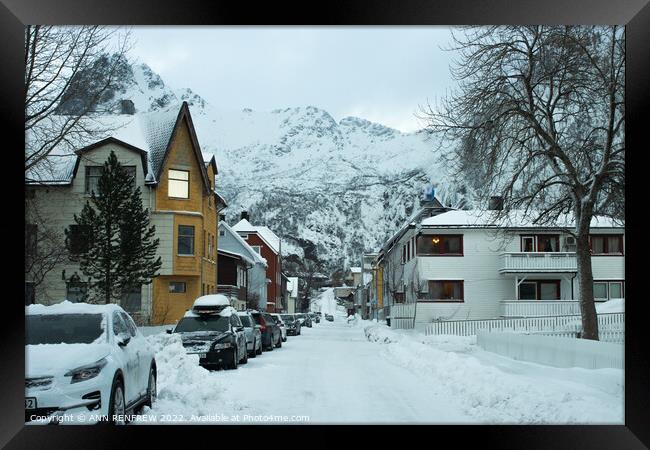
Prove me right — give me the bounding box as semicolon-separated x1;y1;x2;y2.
377;202;625;328
217;220;268;310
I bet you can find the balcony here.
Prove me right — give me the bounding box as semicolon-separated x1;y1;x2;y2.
499;299;610;317
499;252;577;273
217;285;246;302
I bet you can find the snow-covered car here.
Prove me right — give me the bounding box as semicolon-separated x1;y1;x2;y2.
25;301;157;425
170;295;248;370
308;312;320;324
325;314;334;322
271;314;288;342
296;313;312;328
236;311;263;357
280;314;301;336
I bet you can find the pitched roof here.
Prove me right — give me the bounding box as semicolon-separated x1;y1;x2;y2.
26;102;212;193
420;209;624;229
218;221;267;267
231;219;281;254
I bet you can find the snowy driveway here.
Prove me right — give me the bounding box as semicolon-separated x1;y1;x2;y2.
136;316;623;424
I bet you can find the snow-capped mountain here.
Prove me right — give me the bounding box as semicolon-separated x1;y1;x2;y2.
59;58;472;275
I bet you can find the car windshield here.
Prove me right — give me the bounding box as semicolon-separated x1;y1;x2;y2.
238;316;252;327
281;315;293;322
26;314;105;345
174;316;230;333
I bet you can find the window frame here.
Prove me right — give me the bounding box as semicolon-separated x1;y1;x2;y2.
419;280;465;303
593;280;625;300
416;234;464;256
517;280;561;300
169;281;187;294
68;224;92;255
168;169;190;199
520;234;560;252
177;225;195;256
589;234;624;256
85;165;136;195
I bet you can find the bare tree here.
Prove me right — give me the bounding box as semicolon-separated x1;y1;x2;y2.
25;194;70;301
25;26;132;176
422;26;624;340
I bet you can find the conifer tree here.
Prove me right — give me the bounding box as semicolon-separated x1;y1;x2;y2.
65;150;161;305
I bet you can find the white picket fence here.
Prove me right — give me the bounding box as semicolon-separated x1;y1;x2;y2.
424;312;624;343
390;303;417;329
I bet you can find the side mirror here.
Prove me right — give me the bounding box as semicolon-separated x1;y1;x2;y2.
116;332;131;347
166;328;173;334
254;324;262;329
236;326;245;332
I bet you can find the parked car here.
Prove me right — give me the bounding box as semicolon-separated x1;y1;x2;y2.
170;295;248;370
250;311;282;350
296;313;312;328
25;301;157;425
236;311;263;358
271;314;288;342
325;314;334;322
308;312;320;324
280;314;301;336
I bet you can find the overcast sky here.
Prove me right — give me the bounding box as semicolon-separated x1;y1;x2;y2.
127;27;458;133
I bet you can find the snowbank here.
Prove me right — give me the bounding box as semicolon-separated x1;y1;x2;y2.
133;332;246;423
596;298;624;314
363;323;623;424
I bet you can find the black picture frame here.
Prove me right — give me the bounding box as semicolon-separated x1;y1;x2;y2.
4;0;648;448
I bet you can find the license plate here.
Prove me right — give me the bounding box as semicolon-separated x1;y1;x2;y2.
25;397;37;410
199;353;207;358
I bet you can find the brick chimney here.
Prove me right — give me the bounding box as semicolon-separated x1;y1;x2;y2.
241;211;249;221
488;196;504;210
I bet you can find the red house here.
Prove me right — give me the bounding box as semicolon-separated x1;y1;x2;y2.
232;212;283;312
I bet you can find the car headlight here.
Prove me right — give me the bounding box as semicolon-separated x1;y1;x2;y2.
212;343;232;350
64;358;107;384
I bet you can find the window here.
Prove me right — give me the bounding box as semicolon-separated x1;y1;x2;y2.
521;235;559;252
120;312;138;337
112;312;128;335
251;245;261;254
416;235;463;256
121;286;141;313
85;166;102;195
423;281;464;302
67;224;91;255
518;280;560;300
203;230;206;257
178;225;195;255
169;281;186;293
66;281;88;303
219;230;225;237
594;281;624;300
202;283;205;296
590;235;624;255
411;237;416;259
86;166;135;195
168;169;189;198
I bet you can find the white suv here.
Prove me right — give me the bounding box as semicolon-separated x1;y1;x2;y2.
25;301;157;424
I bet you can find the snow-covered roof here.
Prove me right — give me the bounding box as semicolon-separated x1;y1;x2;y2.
26;102;212;190
350;267;362;273
26;300;125;316
232;218;281;254
218;221;267;267
420;209;624;229
217;248;255;267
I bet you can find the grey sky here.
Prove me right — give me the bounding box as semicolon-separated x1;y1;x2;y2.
127;27;457;132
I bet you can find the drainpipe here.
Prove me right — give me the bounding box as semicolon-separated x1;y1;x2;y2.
570;273;577;300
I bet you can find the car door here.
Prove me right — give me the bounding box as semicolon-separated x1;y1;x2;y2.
235;315;247;359
112;312;139;405
121;312;147;398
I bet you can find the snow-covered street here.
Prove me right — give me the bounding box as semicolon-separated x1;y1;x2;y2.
135;311;623;424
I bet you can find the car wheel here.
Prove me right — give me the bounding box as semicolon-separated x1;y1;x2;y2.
256;339;263;355
275;334;282;348
107;377;126;425
226;348;238;370
282;336;287;342
241;345;248;364
249;339;257;358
